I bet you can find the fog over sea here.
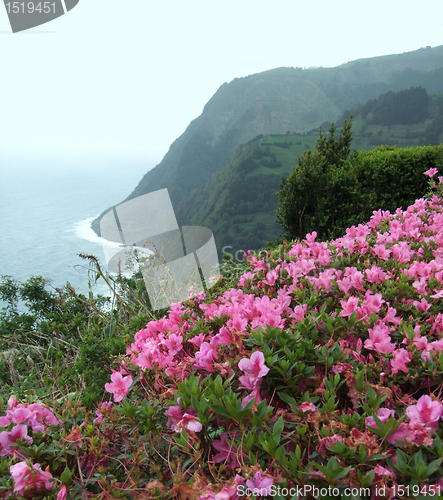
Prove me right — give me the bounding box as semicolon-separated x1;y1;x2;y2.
0;154;155;297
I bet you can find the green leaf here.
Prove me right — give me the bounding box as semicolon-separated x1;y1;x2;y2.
60;466;73;485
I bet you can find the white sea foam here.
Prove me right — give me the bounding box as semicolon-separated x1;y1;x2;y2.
70;217;121;249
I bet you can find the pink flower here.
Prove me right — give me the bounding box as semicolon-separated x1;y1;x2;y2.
299;402;317;413
57;484;68;500
7;395;18;409
337;277;353;295
289;304;307;322
374;465;394;479
166;405;184;431
93;402;113;424
241;387;263;407
178;413;202;432
412;298;431;312
317;434;344;457
366;408;395;429
227;314;248;332
388;423;410;445
238;374;258;391
365;266;386;284
339;296;361;318
413;277;429;295
372;244;391;260
362;290;384;315
0;424;32;457
198;475;245;500
245;471;274;495
238;351;269;380
104;372;133;402
210;327;232;347
406;395;443;431
10;461;54;495
163;333;183;356
383;306;402;325
194;342;217;372
263;269;279;286
188;333;206;347
212;434;244;469
166;406;201;432
424;167;438;177
390;348;412;375
364;322;395;354
391;242;412;263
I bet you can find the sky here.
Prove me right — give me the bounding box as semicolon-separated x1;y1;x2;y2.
0;0;442;173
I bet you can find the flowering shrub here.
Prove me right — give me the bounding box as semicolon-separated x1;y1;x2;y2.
1;170;443;498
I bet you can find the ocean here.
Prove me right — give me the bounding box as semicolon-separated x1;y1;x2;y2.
0;155;155;298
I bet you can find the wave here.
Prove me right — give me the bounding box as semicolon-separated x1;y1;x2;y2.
70;217;121;249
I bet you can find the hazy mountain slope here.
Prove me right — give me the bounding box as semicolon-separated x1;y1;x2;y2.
91;45;443;237
179;91;443;256
304;45;443;109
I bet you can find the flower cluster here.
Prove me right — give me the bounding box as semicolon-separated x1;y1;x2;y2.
0;396;60;458
1;169;443;497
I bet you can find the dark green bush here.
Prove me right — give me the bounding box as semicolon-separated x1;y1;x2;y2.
277;119;443;241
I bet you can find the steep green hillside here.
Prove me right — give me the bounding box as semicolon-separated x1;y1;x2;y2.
91;45;443;237
179;91;443;257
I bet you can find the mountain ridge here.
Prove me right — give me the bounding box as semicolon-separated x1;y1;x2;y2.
91;44;443;238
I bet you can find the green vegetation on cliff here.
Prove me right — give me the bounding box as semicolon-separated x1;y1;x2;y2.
91;45;443;237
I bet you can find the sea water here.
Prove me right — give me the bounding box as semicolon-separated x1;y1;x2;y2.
0;154;155;298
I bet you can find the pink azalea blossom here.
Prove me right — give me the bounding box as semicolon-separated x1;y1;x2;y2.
198;475;245;500
383;306;402;325
362;290;384;315
299;402;317;413
165;405;184;431
212;433;242;468
245;471;274;496
374;465;394;478
424;167;438;177
290;304;307;322
406;395;443;431
93;402;113;424
188;333;206;347
104;372;133;402
194;342;217;372
388;422;411;446
227;314;248;332
177;413;202;432
210;327;232;348
339;296;361;318
166;406;201;432
0;424;32;457
366;408;395;429
413;277;429;294
317;434;344;457
7;395;18;409
390;348;412;375
162;333;183;356
57;484;68;500
365;266;387;284
238;351;269;380
412;298;431;312
10;461;54;495
364;323;395;354
372;244;391;261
